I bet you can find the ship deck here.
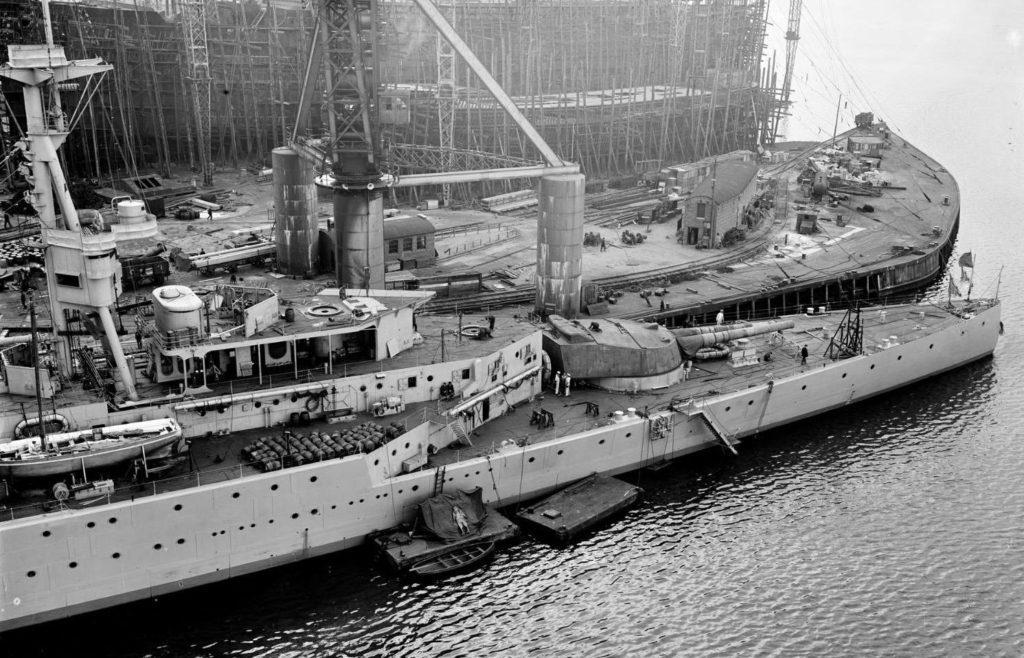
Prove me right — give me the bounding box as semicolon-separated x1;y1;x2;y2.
0;301;982;523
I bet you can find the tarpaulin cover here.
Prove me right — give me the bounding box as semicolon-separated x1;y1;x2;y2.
419;487;488;542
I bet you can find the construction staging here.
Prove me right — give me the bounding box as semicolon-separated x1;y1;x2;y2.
0;0;774;196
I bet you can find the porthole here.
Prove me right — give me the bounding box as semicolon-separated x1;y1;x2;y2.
250;523;255;528
374;459;380;466
87;522;95;528
310;476;318;483
232;492;240;499
291;513;300;519
557;449;564;456
929;344;934;349
725;406;731;412
212;532;218;537
177;538;185;545
174;504;183;511
529;457;535;463
112;552;120;559
154;543;163;550
376;383;383;390
359;385;367;392
398;490;403;494
801;385;807;390
269;519;275;524
870;364;875;370
412;485;419;492
626;433;632;438
391;449;397;456
273;399;280;405
311;509;319;515
842;373;847;379
599;439;606;445
26;571;36;578
427;375;434;382
69;562;77;569
220;530;225;535
42;530;51;537
897;355;902;361
255;401;262;408
349;501;354;505
748;400;754;405
464;473;470;477
271;484;279;491
331;505;337;510
405;442;410;449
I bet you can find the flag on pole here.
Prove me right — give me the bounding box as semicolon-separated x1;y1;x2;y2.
959;252;974;280
948;276;961;298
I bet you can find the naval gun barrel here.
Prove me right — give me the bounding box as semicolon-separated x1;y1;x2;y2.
674;322;752;337
673;319;795;356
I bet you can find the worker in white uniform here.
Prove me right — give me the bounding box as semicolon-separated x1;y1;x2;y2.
554;370;561;396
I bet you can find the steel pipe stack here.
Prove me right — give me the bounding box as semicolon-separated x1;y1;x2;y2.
536;173;585;318
272;147;319;276
334;190;385;291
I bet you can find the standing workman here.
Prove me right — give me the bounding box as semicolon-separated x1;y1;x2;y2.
800;345;809;365
716;309;725;326
207;208;214;221
553;370;561;396
563;372;572;397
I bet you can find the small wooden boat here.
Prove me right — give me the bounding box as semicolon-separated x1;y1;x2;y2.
409;541;497;577
0;418;183;480
373;487;519;575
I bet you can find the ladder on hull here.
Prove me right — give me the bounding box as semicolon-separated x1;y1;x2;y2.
692;410;738;455
433;465;446;496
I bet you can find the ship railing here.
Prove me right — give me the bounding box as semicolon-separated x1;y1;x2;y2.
0;452;327;523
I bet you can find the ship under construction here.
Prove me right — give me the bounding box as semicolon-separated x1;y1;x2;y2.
0;0;787;202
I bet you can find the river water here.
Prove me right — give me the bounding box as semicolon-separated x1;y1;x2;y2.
6;2;1024;656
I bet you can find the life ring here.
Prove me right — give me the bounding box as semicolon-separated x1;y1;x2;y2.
14;413;70;440
694;346;730;361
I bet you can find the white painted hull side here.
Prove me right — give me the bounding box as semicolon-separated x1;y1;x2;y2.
0;302;1000;631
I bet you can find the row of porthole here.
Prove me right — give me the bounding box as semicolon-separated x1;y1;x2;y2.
29;436;613;574
722;351;921;412
48;436;606;537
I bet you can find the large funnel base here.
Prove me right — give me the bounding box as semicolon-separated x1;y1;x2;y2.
536;173;585;318
272;147;320;275
334;190;385;290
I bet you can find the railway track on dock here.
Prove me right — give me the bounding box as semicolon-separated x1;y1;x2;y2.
421;233;773;315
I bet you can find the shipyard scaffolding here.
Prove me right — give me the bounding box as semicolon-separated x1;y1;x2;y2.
0;0;772;203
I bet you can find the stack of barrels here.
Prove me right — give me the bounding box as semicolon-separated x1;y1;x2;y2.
242;421;405;472
0;241;44;265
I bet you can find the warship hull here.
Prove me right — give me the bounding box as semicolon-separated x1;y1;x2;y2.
0;300;1000;631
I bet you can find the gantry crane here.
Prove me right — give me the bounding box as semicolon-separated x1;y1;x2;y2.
291;0;581;314
767;0;802;142
180;0;213;186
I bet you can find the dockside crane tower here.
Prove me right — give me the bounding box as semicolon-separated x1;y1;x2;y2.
289;0;586;317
